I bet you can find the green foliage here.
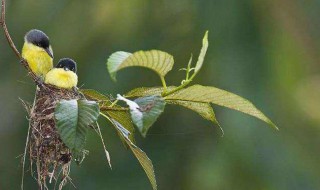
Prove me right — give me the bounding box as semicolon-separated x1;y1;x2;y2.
105;31;277;131
126;87;220;129
55;99;100;156
117;95;166;137
104;110;136;143
107;50;174;81
81;89;113;104
81;89;135;142
125;86;176;98
100;114;157;190
165;85;278;130
166;100;219;126
106;51;132;81
53;30;276;190
194;31;209;74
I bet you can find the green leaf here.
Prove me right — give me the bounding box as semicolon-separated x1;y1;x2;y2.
165;85;278;130
194;31;209;74
104;110;135;142
107;51;132;81
81;89;113;105
107;50;174;81
166;100;219;125
81;89;135;142
55;99;100;152
126;87;222;134
125;86;176;98
110;119;157;190
117;95;166;137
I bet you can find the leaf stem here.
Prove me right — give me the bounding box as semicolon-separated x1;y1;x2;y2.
162;79;191;97
100;112;113;123
161;54;199;97
160;76;167;93
186;69;190;81
110;100;119;107
189;70;197;81
162;60;198;97
185;54;193;80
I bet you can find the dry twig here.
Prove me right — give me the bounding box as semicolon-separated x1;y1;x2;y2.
1;0;20;58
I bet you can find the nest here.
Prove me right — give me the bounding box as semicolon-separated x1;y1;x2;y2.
24;85;83;190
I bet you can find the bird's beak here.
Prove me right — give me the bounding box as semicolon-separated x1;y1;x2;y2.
64;67;70;71
45;47;54;58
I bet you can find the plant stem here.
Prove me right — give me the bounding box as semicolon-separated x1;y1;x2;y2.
160;76;167;93
186;69;190;81
100;112;113;124
1;0;21;59
162;79;191;97
110;100;119;107
161;54;199;97
185;55;193;80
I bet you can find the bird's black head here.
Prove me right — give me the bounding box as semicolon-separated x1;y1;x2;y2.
25;29;53;58
56;58;77;73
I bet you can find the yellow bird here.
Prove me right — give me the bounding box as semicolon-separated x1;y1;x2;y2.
22;29;54;78
45;58;78;89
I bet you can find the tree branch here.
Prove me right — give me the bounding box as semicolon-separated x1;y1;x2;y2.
1;0;21;59
1;0;41;85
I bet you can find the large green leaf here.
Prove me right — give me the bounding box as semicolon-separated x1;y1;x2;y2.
125;86;176;98
107;50;174;81
81;89;135;142
109;119;157;190
106;51;132;81
165;85;278;130
117;95;166;137
166;100;219;125
194;31;209;74
55;99;100;152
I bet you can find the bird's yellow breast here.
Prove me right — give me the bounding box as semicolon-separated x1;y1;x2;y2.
22;42;53;77
45;68;78;89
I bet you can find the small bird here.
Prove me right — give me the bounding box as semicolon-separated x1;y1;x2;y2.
45;58;78;89
22;29;54;78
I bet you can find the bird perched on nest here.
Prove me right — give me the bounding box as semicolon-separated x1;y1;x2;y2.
22;29;54;78
45;58;78;89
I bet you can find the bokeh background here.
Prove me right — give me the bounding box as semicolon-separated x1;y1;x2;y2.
1;0;320;189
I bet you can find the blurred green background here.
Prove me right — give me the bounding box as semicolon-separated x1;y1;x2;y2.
1;0;320;189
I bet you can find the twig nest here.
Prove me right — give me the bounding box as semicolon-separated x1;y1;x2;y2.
28;84;82;190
